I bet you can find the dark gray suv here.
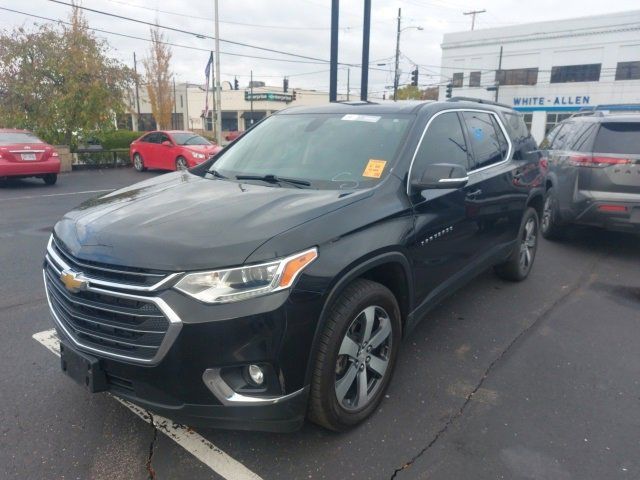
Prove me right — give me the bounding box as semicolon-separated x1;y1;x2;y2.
540;112;640;238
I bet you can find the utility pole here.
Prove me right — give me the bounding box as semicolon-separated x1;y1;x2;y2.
463;9;486;31
347;68;350;101
360;0;371;101
329;0;339;102
210;52;217;140
173;78;177;129
214;0;222;144
133;52;141;130
250;70;254;126
393;8;401;101
495;45;503;102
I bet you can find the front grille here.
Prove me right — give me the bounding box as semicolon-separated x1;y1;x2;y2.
51;236;170;288
44;264;170;361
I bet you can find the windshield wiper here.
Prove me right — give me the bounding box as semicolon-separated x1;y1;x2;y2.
235;174;311;188
208;169;228;179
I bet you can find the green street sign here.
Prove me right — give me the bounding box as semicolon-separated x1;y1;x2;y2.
244;91;294;102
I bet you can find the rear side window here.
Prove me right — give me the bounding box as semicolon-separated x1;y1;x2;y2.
412;112;469;176
594;123;640;154
551;122;578;150
503;112;529;141
461;111;508;170
0;132;43;144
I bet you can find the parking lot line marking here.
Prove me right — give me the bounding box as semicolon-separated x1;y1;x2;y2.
0;189;112;201
32;328;263;480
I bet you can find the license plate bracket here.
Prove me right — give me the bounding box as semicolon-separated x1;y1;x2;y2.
60;342;108;393
21;153;36;161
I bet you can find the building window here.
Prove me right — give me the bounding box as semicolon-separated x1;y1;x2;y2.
138;113;157;132
550;64;601;83
469;71;481;87
452;72;464;87
221;111;238;131
171;113;184;130
116;113;133;130
495;68;538;86
205;111;213;131
545;112;575;135
523;113;533;132
615;61;640;80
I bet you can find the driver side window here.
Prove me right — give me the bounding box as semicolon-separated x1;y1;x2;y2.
412;112;469;179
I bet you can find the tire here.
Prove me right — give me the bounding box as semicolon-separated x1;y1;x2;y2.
43;174;57;185
540;187;565;240
133;153;146;172
308;278;402;431
494;207;539;282
176;156;188;170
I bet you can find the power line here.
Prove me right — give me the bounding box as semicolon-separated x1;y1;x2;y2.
47;0;332;64
0;6;336;68
103;0;357;31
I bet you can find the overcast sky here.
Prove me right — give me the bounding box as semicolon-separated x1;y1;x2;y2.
1;0;639;98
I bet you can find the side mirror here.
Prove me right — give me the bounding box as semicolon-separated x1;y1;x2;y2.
162;140;173;147
411;163;468;192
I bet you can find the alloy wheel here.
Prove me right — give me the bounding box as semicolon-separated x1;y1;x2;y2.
176;157;188;170
519;217;537;272
133;154;143;171
334;305;393;411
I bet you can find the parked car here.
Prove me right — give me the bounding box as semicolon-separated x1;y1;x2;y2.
130;130;222;172
44;99;544;432
224;130;243;142
540;112;640;238
0;129;60;185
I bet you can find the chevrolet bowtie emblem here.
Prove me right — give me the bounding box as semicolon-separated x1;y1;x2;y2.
60;269;88;293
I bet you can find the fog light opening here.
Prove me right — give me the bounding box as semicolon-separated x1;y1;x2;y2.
247;364;265;386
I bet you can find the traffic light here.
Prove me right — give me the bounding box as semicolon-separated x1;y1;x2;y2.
292;89;297;100
234;77;239;90
411;67;419;87
445;82;453;99
283;77;289;92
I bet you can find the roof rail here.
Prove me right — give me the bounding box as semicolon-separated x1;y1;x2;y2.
569;110;606;118
447;96;512;109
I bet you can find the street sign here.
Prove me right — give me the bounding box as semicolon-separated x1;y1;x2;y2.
244;91;294;102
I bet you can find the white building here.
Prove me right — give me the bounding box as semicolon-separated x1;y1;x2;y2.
438;10;640;143
122;81;345;139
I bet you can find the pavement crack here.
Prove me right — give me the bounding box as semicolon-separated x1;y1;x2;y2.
145;410;159;480
389;251;608;479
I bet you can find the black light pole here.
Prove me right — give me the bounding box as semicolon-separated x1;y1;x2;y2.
495;46;503;102
360;0;371;101
329;0;339;102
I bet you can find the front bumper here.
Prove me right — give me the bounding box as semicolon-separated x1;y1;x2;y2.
50;285;323;431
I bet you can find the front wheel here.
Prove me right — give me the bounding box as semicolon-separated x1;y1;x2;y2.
176;156;189;170
133;153;146;172
308;279;401;431
494;207;539;282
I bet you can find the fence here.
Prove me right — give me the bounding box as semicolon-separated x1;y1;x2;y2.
72;149;131;169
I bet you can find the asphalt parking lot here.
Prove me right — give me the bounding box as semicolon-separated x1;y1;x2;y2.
1;168;638;480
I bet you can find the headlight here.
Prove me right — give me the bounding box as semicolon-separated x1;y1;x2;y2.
174;248;317;303
191;152;206;159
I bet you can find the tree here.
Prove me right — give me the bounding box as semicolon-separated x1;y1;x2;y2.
0;4;133;145
395;85;439;101
143;27;173;130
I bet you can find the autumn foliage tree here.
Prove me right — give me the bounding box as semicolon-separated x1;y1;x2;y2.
0;4;133;145
144;27;173;130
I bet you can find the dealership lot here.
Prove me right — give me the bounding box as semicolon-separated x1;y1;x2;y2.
1;169;638;480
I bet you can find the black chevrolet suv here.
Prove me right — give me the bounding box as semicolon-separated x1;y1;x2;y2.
540;112;640;238
44;99;544;432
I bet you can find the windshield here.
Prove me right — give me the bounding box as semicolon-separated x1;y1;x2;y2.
172;133;212;146
210;113;412;189
0;132;44;145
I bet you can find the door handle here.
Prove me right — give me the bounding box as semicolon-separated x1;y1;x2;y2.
466;188;482;198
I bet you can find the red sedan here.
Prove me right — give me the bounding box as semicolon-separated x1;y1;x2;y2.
130;130;222;172
0;129;60;185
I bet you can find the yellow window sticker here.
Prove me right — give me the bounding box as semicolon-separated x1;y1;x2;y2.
362;159;387;178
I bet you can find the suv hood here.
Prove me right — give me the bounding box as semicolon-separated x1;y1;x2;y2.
54;171;369;271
